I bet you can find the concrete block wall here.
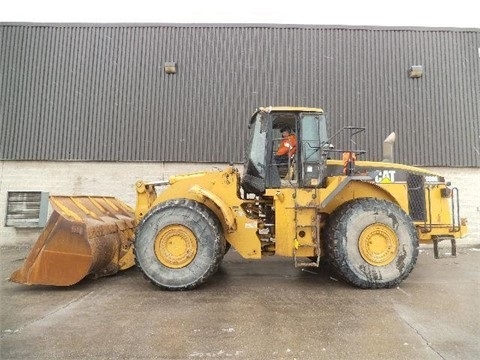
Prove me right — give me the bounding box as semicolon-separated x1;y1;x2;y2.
0;161;226;245
0;161;478;246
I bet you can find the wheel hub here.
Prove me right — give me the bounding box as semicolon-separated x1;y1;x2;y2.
154;225;197;268
358;223;399;266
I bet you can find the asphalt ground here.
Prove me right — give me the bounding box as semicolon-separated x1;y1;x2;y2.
1;244;479;360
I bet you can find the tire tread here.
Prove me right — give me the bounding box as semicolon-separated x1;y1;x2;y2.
134;199;225;290
324;198;419;289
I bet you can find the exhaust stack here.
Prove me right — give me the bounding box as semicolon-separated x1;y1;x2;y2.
382;132;396;163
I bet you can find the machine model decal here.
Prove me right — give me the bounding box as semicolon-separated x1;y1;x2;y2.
374;170;396;183
425;175;441;183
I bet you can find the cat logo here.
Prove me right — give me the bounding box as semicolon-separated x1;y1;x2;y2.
375;170;396;183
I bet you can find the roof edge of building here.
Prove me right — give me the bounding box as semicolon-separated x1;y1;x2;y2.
1;21;479;33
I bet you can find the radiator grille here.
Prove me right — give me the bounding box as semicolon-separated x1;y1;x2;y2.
407;175;426;221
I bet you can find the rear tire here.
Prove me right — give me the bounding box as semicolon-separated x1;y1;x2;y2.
134;199;226;290
324;198;418;289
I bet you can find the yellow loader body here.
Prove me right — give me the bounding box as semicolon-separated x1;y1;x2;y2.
10;164;467;287
9;106;468;289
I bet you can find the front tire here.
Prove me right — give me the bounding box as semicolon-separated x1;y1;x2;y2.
134;199;226;290
324;198;419;289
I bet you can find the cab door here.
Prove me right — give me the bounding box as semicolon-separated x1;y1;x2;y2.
298;113;329;187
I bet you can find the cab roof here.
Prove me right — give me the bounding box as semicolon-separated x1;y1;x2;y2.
258;106;324;114
250;106;324;123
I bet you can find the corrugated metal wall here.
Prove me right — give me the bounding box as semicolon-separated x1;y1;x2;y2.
1;23;479;166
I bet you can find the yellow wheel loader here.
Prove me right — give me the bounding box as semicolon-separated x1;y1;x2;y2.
10;106;468;290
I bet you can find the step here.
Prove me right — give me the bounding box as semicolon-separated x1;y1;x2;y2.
433;237;457;259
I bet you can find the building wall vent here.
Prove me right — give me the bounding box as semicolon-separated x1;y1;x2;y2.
5;191;49;228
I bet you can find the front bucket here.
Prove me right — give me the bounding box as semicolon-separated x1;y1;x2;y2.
10;196;136;286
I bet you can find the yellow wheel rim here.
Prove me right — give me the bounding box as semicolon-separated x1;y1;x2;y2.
154;225;197;269
358;223;399;266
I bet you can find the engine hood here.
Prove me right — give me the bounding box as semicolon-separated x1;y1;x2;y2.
325;159;445;184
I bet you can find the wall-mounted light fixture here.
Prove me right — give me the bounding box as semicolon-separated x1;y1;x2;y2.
164;62;177;74
408;65;423;78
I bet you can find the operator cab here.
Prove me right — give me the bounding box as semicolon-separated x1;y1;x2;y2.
242;107;329;194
